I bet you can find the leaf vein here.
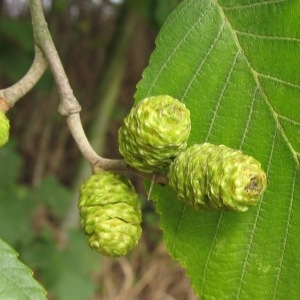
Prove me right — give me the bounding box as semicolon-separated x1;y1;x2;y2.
205;51;240;141
182;22;226;101
258;73;300;90
236;30;300;43
273;166;298;299
239;86;259;149
147;5;211;96
223;0;288;11
200;211;224;293
278;114;300;127
216;0;299;165
0;267;37;298
235;126;278;299
172;204;187;256
256;76;300;166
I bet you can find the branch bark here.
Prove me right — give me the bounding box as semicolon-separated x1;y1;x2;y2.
28;0;168;185
29;0;80;115
0;46;48;109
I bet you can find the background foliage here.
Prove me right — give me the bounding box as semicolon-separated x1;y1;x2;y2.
0;141;100;299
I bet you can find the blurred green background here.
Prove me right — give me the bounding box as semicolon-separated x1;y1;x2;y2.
0;1;198;299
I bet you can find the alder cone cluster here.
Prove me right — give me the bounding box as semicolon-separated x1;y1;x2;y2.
168;143;268;212
78;172;142;257
118;95;191;173
78;96;269;256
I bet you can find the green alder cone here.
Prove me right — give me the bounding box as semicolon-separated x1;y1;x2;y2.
0;112;10;147
118;95;191;173
168;143;268;212
79;171;142;257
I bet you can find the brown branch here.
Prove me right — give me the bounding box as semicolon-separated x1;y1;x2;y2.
0;46;48;108
28;0;168;185
29;0;80;116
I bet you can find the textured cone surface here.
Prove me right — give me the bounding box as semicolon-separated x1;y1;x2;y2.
79;172;142;257
118;95;191;173
0;112;10;147
168;143;268;212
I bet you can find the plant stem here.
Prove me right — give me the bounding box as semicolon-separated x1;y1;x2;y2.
28;0;168;185
0;46;48;109
28;0;105;168
63;7;142;228
29;0;80;115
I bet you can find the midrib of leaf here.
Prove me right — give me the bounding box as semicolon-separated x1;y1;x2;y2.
214;0;300;167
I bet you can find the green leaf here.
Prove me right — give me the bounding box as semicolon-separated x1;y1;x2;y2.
136;0;300;298
0;239;47;299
